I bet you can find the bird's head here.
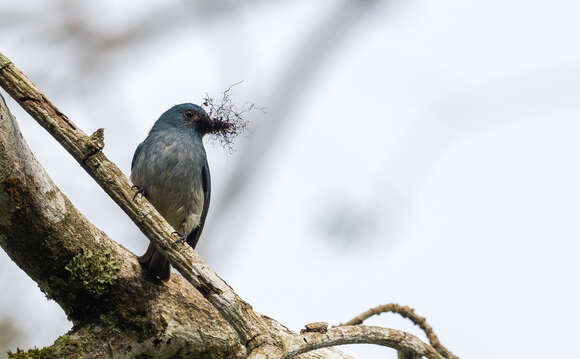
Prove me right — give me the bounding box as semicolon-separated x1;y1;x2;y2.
154;103;234;137
154;103;211;135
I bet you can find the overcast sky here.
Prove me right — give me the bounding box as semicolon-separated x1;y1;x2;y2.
1;1;579;358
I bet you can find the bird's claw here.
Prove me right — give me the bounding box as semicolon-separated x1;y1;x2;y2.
172;231;187;247
131;185;146;200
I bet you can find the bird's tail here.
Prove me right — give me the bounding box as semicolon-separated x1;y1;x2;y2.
138;243;171;281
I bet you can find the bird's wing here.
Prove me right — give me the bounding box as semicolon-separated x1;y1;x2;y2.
131;142;143;171
186;158;211;249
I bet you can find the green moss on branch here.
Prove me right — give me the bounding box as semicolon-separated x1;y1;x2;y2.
7;347;52;359
65;248;121;296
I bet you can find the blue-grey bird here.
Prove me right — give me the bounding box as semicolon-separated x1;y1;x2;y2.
131;103;212;281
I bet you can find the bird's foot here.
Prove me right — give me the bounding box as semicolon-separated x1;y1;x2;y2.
131;185;146;200
171;231;187;247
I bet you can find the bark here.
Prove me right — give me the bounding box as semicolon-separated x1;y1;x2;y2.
340;304;458;359
0;53;452;358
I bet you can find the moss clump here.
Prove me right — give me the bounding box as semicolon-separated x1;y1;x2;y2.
65;248;121;296
8;334;84;359
7;347;52;359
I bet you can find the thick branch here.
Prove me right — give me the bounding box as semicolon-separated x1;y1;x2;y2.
281;326;443;359
0;92;107;319
340;304;458;359
0;52;270;347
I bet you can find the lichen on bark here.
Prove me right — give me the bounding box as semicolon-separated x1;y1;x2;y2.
65;248;121;296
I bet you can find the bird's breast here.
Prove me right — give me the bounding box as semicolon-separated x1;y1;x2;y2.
130;131;206;234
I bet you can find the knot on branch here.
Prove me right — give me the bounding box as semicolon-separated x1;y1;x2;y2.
84;128;104;159
87;128;105;151
0;54;11;71
300;322;328;334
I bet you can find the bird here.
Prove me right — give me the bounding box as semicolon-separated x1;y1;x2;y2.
131;103;211;281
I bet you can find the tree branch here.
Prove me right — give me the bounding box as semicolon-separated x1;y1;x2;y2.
0;92;110;320
340;304;458;359
281;326;444;359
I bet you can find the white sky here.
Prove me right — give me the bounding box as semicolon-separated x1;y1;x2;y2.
1;1;579;358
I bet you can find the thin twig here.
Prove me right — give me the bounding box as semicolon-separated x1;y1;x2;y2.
339;303;459;359
280;325;444;359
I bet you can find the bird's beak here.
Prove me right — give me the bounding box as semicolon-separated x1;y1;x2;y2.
205;116;231;135
197;115;213;134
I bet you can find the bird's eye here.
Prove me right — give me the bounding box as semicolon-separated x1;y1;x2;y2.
184;110;195;119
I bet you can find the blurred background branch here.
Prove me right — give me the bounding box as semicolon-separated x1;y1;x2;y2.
205;0;382;257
